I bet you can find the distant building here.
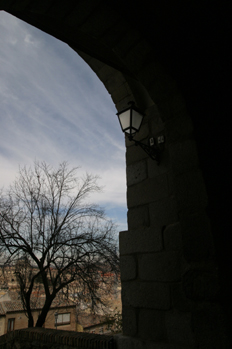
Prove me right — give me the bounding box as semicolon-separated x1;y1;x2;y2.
0;291;76;335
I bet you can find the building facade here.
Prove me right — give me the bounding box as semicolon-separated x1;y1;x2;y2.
0;299;76;336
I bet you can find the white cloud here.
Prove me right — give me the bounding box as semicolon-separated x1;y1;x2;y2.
0;11;127;231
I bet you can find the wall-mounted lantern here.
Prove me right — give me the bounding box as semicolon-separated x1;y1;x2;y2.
117;101;164;164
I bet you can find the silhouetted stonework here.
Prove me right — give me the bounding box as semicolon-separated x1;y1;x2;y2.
0;1;231;348
0;328;115;349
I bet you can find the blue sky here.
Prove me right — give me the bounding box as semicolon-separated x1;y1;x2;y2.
0;11;127;232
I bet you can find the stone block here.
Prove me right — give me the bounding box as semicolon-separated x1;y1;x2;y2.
127;175;169;208
119;228;163;255
138;309;166;341
126;143;148;164
163;223;182;251
138;252;181;282
169;139;199;175
121;281;170;309
174;169;208;211
111;83;131;103
147;150;170;178
127;160;147;186
149;198;178;231
103;71;127;94
165;310;196;347
120;255;137;281
181;210;214;262
122;307;137;336
127;205;150;229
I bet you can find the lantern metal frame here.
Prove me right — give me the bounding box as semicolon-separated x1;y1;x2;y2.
117;101;164;164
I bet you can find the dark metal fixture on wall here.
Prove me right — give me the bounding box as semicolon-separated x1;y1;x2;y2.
117;101;164;164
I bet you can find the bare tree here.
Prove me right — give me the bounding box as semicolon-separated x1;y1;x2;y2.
0;162;119;327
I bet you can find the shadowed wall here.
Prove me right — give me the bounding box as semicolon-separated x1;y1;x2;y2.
0;1;231;348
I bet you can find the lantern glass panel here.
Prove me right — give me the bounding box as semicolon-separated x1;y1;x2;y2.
131;110;143;132
118;109;131;132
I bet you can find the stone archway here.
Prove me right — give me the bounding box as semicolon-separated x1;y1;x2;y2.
0;1;231;348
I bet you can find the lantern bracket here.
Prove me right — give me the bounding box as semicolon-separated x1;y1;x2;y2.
128;135;163;164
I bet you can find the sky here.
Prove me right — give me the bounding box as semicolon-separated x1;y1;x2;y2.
0;11;127;233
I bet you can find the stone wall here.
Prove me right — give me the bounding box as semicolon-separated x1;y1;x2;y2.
0;1;231;347
0;328;115;349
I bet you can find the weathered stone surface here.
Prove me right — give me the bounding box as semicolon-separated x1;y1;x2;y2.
121;281;170;309
123;40;152;72
122;307;137;336
138;252;181;282
163;223;182;251
113;29;142;55
127;160;147;186
111;83;132;103
169;139;199;175
127;175;169;208
174;170;208;211
166;114;193;143
136;59;166;88
171;282;195;312
126;142;148;164
127;205;150;229
146;104;163;123
120;255;137;281
119;228;163;255
138;309;166;341
115;335;191;349
147;151;170;178
1;1;230;348
181;211;214;262
183;269;220;301
168;92;188;120
165;310;196;347
192;304;230;348
149;198;178;231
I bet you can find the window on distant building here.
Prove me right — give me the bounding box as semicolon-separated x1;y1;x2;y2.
7;318;15;332
56;313;71;326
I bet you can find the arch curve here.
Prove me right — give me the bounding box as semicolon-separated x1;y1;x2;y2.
0;1;231;348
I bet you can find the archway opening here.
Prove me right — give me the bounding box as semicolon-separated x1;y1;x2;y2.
0;11;127;232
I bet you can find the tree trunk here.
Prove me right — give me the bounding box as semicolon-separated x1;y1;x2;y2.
27;310;34;327
35;298;53;327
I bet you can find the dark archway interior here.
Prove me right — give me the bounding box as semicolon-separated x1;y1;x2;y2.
1;0;231;341
115;0;231;326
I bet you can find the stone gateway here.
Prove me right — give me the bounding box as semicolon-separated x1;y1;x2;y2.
0;1;231;348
